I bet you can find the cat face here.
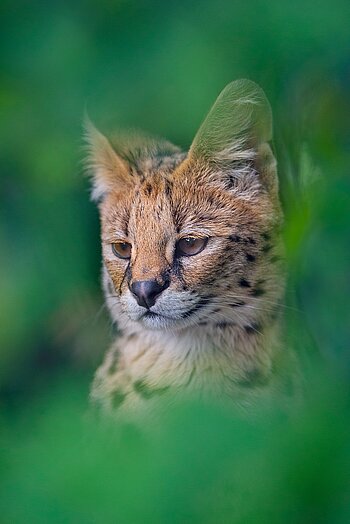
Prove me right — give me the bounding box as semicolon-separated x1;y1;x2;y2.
86;80;284;332
100;169;281;331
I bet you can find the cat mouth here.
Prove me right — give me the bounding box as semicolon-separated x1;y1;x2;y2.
143;311;160;318
140;299;210;325
142;311;174;320
139;310;180;330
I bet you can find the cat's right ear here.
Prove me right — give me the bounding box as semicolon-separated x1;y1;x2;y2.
187;80;278;196
83;117;132;202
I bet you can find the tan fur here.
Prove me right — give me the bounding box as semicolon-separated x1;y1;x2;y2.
85;80;298;421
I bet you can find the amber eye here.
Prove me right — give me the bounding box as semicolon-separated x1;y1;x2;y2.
176;237;208;257
111;242;132;259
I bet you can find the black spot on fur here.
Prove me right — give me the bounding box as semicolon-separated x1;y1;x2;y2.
124;221;129;238
144;183;153;196
262;232;271;241
244;322;262;334
133;380;169;399
182;296;211;318
107;280;114;295
262;244;272;253
252;287;265;297
246;253;256;262
207;196;214;205
230;301;245;307
227;174;238;189
215;321;236;328
164;179;172;197
245;237;256;245
112;390;126;409
229;234;241;242
239;278;251;288
237;368;269;388
270;255;282;263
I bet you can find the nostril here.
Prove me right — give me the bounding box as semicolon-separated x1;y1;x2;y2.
130;279;169;309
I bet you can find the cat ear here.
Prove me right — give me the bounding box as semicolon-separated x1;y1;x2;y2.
83;117;133;202
188;79;277;195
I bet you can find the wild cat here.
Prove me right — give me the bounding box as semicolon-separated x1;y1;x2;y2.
85;79;297;420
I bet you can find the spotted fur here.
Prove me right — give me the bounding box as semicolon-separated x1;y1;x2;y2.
85;80;298;420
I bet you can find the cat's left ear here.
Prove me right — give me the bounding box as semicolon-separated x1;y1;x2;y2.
83;117;133;202
188;79;278;196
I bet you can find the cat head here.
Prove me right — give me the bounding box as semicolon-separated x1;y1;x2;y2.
84;80;284;332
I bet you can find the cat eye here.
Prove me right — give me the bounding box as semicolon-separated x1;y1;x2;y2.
176;237;208;257
112;241;132;259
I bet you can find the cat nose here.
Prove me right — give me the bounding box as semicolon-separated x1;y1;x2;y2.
130;279;169;309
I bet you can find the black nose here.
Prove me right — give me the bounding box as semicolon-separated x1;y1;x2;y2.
130;279;169;309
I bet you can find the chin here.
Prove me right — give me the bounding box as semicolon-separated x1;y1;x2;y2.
138;312;188;332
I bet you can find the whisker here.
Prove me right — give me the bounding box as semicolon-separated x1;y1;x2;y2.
105;293;200;314
92;302;108;324
200;297;276;316
205;294;302;313
214;301;279;316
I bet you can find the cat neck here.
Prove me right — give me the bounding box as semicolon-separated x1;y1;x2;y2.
118;323;278;387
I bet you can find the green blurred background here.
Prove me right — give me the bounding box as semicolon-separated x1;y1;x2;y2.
1;1;349;522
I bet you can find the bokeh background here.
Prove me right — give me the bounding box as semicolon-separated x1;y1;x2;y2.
1;1;349;522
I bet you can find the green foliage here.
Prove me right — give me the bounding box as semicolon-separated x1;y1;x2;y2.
1;0;349;521
1;370;350;523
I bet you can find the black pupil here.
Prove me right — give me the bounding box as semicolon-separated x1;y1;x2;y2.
185;238;196;246
114;242;130;257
